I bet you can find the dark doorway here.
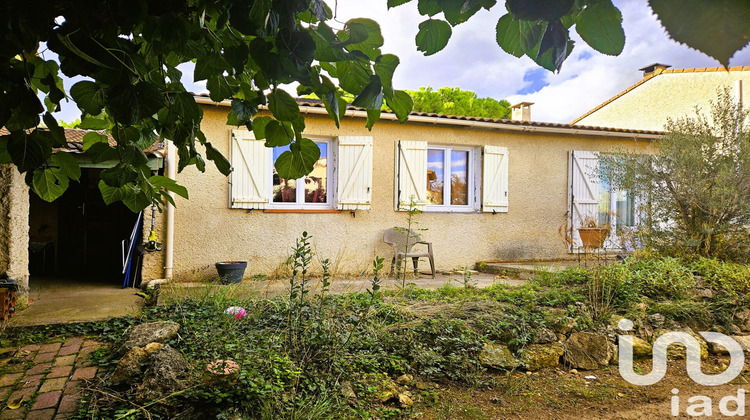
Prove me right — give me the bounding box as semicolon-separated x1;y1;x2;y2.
29;168;140;283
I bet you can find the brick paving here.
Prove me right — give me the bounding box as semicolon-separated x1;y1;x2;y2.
0;338;101;419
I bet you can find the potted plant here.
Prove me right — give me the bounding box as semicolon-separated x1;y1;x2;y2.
215;261;247;284
577;215;610;249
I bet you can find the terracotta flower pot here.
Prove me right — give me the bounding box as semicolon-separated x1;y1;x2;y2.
578;227;610;248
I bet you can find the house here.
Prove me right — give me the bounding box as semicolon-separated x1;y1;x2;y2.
1;96;663;299
572;65;750;131
137;97;658;282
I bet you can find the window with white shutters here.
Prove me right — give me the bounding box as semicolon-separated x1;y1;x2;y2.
337;136;373;210
395;141;428;211
481;145;509;213
229;129;270;209
229;130;373;211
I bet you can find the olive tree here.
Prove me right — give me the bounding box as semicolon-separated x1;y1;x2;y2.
602;88;750;261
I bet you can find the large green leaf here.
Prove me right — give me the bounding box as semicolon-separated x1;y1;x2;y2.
32;168;69;202
337;61;371;95
205;142;231;176
98;180;125;205
507;0;574;21
252;116;273;139
172;92;203;124
385;90;414;123
495;13;543;58
264;120;294;147
101;163;139;187
0;137;12;164
375;54;400;97
649;0;750;66
416;19;452;56
365;108;381;130
268;89;301;122
51;152;81;181
576;0;624;56
70;81;107;115
418;0;442;16
352;76;384;110
149;175;189;199
388;0;412;7
537;19;570;72
7;130;51;173
87;143;119;163
275;138;321;179
82;132;109;151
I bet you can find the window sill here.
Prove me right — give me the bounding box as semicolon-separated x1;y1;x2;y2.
263;209;342;213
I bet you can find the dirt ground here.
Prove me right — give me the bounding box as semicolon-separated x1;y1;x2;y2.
416;357;750;419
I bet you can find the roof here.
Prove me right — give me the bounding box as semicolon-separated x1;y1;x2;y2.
195;94;662;138
0;128;163;156
571;66;750;125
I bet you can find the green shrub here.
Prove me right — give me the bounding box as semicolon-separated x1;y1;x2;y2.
623;257;695;300
689;257;750;294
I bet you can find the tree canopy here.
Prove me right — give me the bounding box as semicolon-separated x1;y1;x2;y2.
407;87;510;119
1;0;748;211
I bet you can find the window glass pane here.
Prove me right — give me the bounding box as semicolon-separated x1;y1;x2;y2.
272;146;296;203
450;150;469;205
597;176;611;226
427;149;444;205
615;190;635;230
305;143;327;203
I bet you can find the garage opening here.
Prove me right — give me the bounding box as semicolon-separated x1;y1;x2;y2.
28;168;141;284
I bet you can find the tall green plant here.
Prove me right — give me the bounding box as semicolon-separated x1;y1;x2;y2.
602;88;750;261
395;195;426;288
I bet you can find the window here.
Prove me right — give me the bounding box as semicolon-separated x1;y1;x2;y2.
271;140;331;208
229;129;373;211
395;141;508;213
426;146;473;210
569;150;638;251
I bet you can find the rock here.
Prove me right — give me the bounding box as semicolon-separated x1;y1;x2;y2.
648;314;665;328
377;379;399;403
563;332;612;370
698;289;713;299
415;381;430;390
631;336;652;358
398;393;414;408
730;324;743;335
111;343;165;385
735;308;750;321
479;344;518;370
121;321;180;353
653;328;708;360
636;302;648;312
569;369;578;374
517;343;564;371
340;381;357;403
534;328;558;344
134;345;189;404
395;374;413;386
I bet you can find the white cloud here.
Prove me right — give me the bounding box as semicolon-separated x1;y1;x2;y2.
330;0;750;123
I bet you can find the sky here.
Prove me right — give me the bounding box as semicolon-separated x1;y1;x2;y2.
326;0;750;123
51;0;750;125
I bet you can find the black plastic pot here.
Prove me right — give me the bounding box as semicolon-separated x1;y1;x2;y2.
215;261;247;284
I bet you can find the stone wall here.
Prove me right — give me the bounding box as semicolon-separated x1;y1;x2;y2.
0;164;30;302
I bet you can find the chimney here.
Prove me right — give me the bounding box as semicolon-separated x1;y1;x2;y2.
511;102;533;122
638;63;671;78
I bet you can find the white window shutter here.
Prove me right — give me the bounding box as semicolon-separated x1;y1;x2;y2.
229;128;269;209
482;145;509;213
395;141;427;211
569;150;600;248
336;136;373;210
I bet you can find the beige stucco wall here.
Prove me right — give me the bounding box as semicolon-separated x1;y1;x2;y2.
575;70;750;131
144;106;655;281
0;164;30;301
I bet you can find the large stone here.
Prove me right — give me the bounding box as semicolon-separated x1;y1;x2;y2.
110;343;165;385
563;332;612;370
517;343;564;371
631;336;652;358
134;345;189;404
653;328;708;360
479;344;518;370
121;321;180;353
534;328;558;344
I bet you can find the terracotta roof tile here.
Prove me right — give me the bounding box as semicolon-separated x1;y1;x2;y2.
197;94;661;136
0;128;162;155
